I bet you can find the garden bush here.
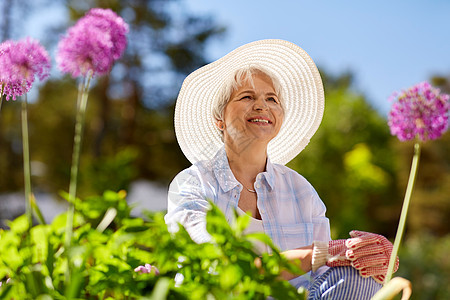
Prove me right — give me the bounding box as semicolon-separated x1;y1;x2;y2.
0;190;306;299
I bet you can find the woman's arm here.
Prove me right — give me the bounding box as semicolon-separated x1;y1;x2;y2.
280;245;313;280
165;168;212;243
254;245;314;280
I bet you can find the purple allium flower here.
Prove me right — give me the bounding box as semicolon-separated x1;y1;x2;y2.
0;40;14;91
388;81;450;141
134;263;160;275
84;8;129;60
56;8;129;78
0;38;51;100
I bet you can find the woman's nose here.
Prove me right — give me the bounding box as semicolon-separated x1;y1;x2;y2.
253;97;268;110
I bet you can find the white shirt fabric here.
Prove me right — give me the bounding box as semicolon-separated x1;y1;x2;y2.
236;206;269;255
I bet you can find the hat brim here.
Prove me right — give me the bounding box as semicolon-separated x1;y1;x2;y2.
174;39;324;165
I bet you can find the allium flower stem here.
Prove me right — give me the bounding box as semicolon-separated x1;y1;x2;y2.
385;142;421;283
65;72;93;250
21;93;32;227
0;85;4;111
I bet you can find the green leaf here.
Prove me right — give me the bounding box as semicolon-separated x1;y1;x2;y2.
245;232;277;250
7;215;30;235
36;294;53;300
0;284;13;298
124;226;149;233
31;195;47;225
149;277;171;300
30;225;51;263
219;264;241;290
206;203;233;243
233;210;250;235
45;239;55;278
65;264;85;299
23;265;47;297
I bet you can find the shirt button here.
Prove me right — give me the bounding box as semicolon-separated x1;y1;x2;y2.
255;183;261;189
256;174;261;180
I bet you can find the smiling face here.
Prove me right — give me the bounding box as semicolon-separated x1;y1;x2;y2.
217;71;284;149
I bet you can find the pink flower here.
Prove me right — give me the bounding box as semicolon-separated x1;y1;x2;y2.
0;38;51;100
84;8;129;60
56;8;129;78
388;82;450;141
134;263;160;275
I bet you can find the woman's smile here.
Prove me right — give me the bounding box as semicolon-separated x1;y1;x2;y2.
221;72;284;145
247;116;272;125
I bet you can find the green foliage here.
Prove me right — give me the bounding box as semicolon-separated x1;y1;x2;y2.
0;191;306;299
344;143;389;190
398;133;450;236
0;0;224;195
396;233;450;300
81;147;139;195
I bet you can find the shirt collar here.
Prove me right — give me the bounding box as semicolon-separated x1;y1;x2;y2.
212;146;276;192
213;147;240;192
263;157;276;191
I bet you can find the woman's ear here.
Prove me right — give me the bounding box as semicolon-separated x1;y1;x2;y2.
215;120;224;131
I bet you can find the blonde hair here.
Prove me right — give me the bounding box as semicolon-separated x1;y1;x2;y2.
212;65;284;121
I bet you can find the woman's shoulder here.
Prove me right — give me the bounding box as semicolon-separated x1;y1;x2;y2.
272;164;324;207
169;158;220;197
271;163;309;181
171;158;215;183
270;163;317;194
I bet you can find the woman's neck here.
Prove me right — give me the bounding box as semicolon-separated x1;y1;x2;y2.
225;141;267;182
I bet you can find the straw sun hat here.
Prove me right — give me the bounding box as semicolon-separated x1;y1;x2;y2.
174;39;324;165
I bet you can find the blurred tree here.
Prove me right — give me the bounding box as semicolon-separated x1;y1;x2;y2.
400;133;450;236
287;71;401;239
0;0;56;194
397;233;450;299
0;0;13;41
0;100;23;190
0;0;41;40
60;0;225;184
0;0;224;197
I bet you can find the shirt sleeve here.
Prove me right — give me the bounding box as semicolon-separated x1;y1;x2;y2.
309;184;331;242
164;167;212;243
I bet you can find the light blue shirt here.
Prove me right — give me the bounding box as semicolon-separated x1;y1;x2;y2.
165;147;381;293
165;146;331;288
165;146;331;249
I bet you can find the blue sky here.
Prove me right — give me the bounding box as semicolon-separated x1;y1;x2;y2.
22;0;450;116
182;0;450;116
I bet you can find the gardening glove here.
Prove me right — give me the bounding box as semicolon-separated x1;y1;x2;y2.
311;230;371;270
348;230;399;284
312;230;399;284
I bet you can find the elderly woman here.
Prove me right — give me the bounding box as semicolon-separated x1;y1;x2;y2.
165;40;397;299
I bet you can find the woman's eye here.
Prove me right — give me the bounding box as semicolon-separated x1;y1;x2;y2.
267;97;278;103
240;95;252;100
